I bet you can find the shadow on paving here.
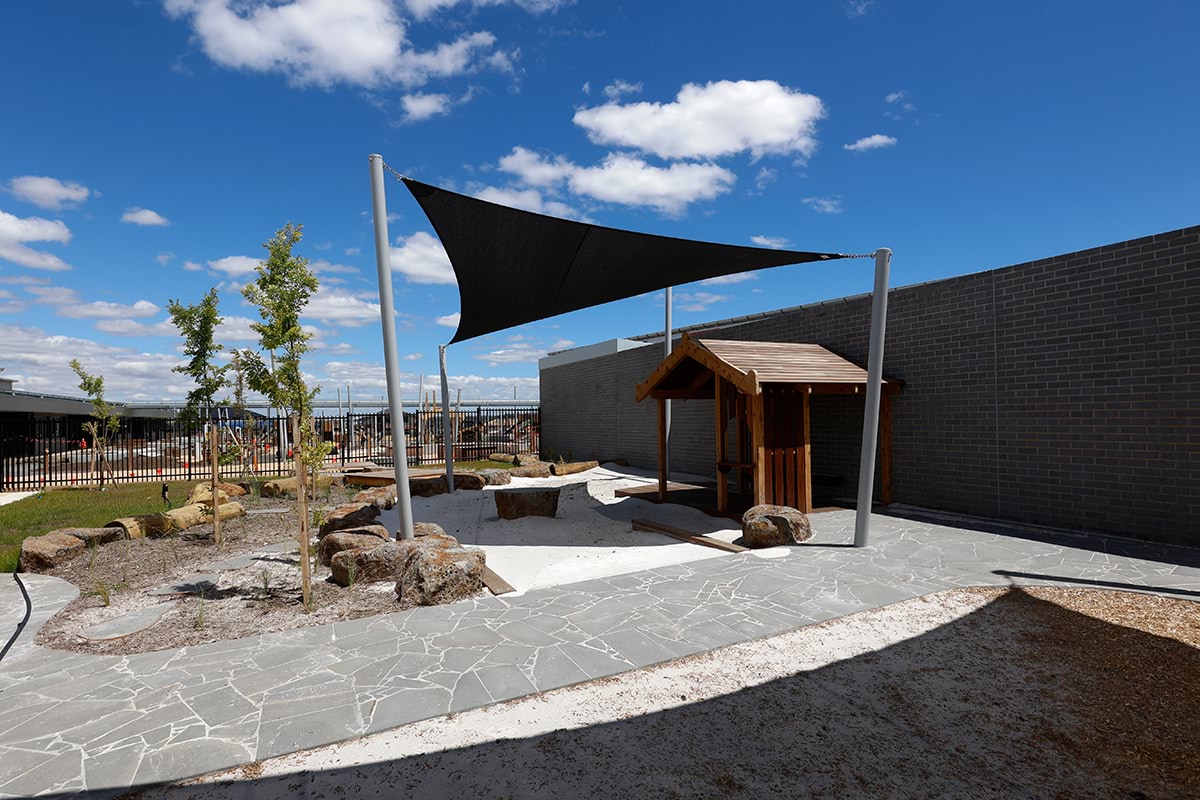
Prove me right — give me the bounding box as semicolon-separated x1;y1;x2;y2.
879;505;1200;569
85;588;1198;800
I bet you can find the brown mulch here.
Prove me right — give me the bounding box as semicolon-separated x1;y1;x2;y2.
33;485;485;655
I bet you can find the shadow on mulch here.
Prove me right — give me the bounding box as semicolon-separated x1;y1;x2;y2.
105;587;1199;800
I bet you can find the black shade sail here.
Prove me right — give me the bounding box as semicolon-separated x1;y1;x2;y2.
402;178;851;344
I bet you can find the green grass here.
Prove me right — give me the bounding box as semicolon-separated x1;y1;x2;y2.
419;459;518;472
1;480;198;572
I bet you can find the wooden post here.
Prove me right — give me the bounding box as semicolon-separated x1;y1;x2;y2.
880;391;894;506
292;414;311;611
657;397;667;501
800;387;812;513
714;376;728;512
211;425;221;547
750;389;766;506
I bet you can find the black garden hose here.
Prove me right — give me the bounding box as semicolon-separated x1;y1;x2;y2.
0;571;32;664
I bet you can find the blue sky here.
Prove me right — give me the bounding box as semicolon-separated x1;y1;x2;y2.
1;0;1197;404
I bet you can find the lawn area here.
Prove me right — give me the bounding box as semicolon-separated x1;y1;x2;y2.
0;478;297;572
418;459;519;472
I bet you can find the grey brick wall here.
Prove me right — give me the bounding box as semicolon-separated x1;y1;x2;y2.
540;226;1200;545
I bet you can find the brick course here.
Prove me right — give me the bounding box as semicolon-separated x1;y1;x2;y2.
540;226;1200;545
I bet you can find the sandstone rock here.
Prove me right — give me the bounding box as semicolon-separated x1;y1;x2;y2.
397;545;485;606
20;531;87;572
741;504;813;548
353;485;397;510
53;527;126;547
409;475;448;497
414;522;447;538
186;485;231;508
259;477;297;497
514;453;543;467
216;481;247;497
494;486;561;520
318;529;389;567
453;472;485;491
331;533;458;586
487;452;516;464
318;503;381;537
479;468;512;486
550;460;600;476
508;462;551;478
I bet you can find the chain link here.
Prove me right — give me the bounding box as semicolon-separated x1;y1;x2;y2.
381;161;408;183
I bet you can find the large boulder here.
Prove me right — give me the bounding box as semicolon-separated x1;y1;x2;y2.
353;485;396;510
20;531;87;572
330;533;458;586
494;486;561;520
509;462;551;478
414;522;447;538
487;452;516;464
513;453;543;467
318;502;380;537
259;477;298;497
186;484;232;508
479;468;512;486
453;472;485;491
741;504;813;548
409;475;448;497
216;481;247;497
318;529;389;567
550;460;600;476
53;527;126;547
397;545;485;606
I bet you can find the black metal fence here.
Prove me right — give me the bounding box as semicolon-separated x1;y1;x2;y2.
0;405;539;490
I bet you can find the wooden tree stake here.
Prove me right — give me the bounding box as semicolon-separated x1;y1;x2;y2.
292;414;312;611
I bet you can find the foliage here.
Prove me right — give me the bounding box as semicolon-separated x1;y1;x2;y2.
167;288;227;427
239;223;320;420
69;360;122;487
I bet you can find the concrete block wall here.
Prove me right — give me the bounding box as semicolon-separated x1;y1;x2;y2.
540;226;1200;545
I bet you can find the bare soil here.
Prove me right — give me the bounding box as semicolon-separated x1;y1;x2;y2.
34;485;483;655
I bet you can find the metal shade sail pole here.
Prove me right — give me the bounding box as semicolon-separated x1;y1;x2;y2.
439;345;454;492
368;154;415;540
854;248;892;548
664;286;672;482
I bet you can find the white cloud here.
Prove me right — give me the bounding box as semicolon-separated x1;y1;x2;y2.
164;0;506;89
885;90;908;104
405;0;570;21
496;147;735;215
700;271;758;285
95;318;179;336
60;299;161;320
0;275;50;286
472;334;570;365
303;287;382;327
846;0;874;17
207;255;260;276
400;92;451;122
7;176;91;210
156;252;176;266
803;196;844;215
573;80;825;161
402;352;423;360
121;207;171;226
215;315;262;343
391;231;455;284
750;235;790;249
844;134;897;153
602;79;642;100
0;323;192;401
436;312;460;327
182;260;203;271
311;259;360;276
344;247;361;256
668;290;730;312
0;210;72;271
473;186;581;219
754;167;778;190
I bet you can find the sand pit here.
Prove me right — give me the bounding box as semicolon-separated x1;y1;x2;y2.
376;464;774;593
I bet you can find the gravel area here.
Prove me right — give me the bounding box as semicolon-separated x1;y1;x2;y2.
161;586;1199;800
32;485;455;655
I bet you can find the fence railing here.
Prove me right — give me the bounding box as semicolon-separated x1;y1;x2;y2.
0;405;539;490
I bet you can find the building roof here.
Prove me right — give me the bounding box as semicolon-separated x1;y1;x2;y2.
635;335;898;401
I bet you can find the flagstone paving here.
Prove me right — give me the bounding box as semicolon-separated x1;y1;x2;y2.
1;509;1198;798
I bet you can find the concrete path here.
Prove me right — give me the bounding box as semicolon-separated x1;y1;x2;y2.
1;510;1198;798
